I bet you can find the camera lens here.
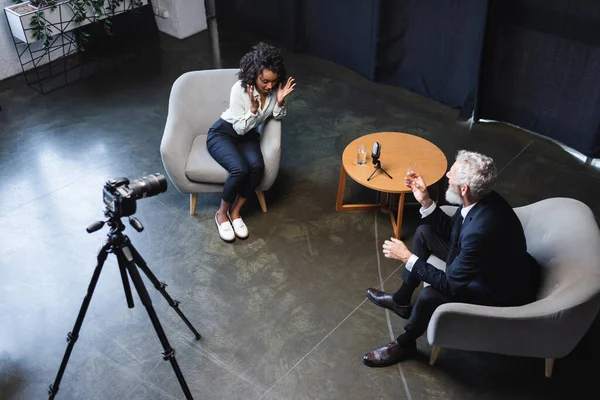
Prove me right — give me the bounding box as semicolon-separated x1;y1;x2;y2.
128;173;168;199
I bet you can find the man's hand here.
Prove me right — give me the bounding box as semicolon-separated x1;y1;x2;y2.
382;238;412;263
405;172;432;208
247;85;259;114
276;77;296;106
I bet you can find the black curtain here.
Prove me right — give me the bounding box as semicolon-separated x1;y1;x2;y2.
376;0;488;118
215;0;300;50
215;0;380;80
214;0;600;156
298;0;380;80
475;0;600;157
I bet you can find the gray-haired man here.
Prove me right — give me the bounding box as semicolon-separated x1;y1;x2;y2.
363;150;540;367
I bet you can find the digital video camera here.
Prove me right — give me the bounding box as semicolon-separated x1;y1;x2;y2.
103;173;167;218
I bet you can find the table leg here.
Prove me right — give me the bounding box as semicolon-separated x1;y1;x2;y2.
335;167;347;211
390;192;405;239
336;167;381;211
380;192;390;214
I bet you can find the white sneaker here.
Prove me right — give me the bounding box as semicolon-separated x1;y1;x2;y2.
227;210;249;239
215;212;235;242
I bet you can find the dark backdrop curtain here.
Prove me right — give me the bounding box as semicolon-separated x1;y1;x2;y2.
215;0;380;80
475;0;600;157
376;0;488;119
215;0;300;50
215;0;600;156
298;0;380;80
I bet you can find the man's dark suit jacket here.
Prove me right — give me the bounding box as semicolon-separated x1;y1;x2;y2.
410;191;539;306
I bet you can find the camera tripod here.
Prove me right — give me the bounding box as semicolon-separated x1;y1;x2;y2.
367;159;393;181
48;210;201;400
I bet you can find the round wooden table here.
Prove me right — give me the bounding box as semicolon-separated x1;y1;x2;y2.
336;132;448;238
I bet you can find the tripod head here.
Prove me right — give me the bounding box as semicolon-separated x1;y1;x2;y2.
86;207;144;236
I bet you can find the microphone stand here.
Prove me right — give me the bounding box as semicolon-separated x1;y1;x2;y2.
367;156;393;181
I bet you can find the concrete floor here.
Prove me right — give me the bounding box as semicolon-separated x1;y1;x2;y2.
1;23;600;400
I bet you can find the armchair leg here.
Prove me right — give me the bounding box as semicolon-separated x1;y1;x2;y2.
256;191;267;212
429;346;441;366
190;194;198;215
545;358;554;378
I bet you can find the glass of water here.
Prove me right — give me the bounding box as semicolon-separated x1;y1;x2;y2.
406;162;418;185
357;143;367;165
407;162;418;175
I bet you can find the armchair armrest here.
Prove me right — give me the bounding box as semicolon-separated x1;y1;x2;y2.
427;281;600;359
160;74;209;193
257;118;282;191
160;111;197;192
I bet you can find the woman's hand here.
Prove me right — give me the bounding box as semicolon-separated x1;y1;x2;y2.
247;85;259;114
276;77;296;106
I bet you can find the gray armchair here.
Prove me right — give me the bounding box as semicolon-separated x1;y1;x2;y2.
160;69;282;215
426;198;600;377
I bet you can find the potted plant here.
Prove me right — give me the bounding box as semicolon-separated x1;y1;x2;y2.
4;0;147;49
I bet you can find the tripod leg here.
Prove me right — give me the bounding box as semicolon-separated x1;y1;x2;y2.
380;167;393;179
116;251;135;308
120;245;194;400
48;243;111;400
367;167;379;181
128;243;201;339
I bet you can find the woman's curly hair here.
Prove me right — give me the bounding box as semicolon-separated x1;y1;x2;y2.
238;42;286;88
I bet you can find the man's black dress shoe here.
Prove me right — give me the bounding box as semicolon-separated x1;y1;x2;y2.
362;340;417;367
366;288;412;319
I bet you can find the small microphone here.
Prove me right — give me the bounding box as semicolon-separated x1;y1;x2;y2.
367;141;392;181
371;142;381;163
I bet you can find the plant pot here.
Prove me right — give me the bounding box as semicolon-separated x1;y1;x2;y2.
4;0;148;44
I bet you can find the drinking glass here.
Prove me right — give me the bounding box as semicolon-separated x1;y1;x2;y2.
407;162;418;175
357;143;367;165
406;162;418;185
